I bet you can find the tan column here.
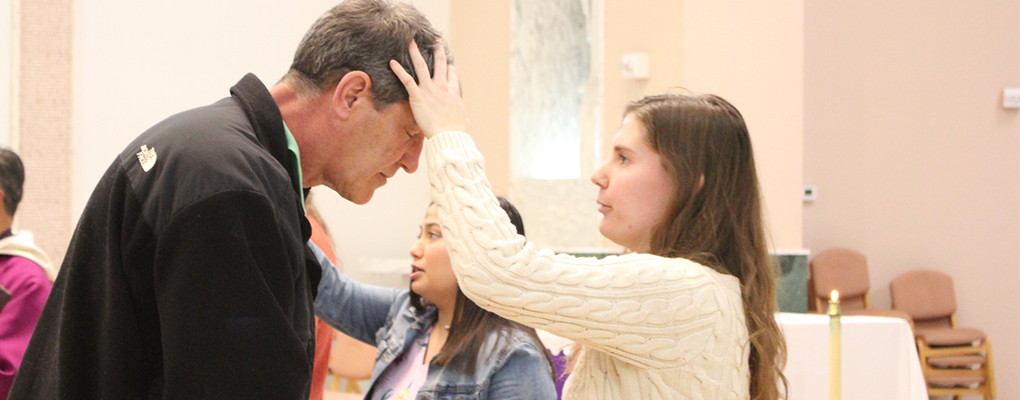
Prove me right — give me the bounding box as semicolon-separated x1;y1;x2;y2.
12;0;73;268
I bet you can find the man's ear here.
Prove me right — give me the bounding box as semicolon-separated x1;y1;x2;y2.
331;71;373;120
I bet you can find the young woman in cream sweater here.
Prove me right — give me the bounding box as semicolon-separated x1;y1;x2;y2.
389;42;787;400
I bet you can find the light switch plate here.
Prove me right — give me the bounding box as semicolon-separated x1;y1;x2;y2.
1004;87;1020;109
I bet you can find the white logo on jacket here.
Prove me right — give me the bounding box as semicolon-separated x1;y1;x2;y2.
136;145;157;172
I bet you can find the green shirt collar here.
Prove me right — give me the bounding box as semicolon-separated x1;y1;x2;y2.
282;123;305;205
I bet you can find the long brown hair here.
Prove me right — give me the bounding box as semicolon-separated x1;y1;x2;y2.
410;197;555;378
626;93;787;400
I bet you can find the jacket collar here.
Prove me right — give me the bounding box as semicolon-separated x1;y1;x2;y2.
228;73;311;243
228;74;318;295
384;304;438;358
403;304;438;332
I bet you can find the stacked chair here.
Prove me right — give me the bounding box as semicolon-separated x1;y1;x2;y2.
890;270;996;399
808;248;912;324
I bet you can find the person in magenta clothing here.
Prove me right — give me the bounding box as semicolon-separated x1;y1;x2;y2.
0;148;54;400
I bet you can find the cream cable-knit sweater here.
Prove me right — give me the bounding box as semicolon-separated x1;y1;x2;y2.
425;132;751;400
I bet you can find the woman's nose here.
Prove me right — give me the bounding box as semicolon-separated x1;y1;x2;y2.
409;238;424;258
591;163;608;189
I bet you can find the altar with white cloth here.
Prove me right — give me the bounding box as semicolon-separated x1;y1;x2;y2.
778;312;928;400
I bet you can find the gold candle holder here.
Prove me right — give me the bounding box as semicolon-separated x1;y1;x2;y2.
828;290;841;400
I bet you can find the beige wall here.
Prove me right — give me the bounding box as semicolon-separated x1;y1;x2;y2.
605;2;805;250
600;0;684;177
455;0;805;249
602;0;685;148
804;1;1020;398
681;2;805;250
604;1;805;249
449;0;511;195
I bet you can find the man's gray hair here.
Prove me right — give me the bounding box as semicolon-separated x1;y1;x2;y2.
0;147;24;217
288;0;447;109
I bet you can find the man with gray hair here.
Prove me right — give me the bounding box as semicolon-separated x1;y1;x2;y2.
10;1;446;399
0;148;54;400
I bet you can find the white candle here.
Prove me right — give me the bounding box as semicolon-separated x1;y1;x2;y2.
828;290;841;400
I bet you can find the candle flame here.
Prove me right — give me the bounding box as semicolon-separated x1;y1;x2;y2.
830;290;839;302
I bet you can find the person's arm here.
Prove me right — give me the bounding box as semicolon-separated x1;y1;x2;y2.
153;190;312;399
426;133;730;369
0;268;52;396
486;342;557;400
309;241;401;346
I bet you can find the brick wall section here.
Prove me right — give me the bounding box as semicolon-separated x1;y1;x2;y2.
16;0;73;268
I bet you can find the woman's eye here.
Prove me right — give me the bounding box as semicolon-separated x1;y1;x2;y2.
429;232;442;240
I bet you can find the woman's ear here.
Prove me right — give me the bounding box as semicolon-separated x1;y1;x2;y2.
331;71;373;120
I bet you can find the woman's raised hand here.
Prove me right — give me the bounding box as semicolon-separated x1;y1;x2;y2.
389;41;467;139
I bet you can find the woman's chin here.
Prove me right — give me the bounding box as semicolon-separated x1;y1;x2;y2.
410;281;427;296
597;225;624;247
597;222;610;240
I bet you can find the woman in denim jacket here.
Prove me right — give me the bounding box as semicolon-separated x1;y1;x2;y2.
313;198;556;400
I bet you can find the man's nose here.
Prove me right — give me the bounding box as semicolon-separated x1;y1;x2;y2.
401;135;425;173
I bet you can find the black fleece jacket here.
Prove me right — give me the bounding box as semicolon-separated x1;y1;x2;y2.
9;74;320;400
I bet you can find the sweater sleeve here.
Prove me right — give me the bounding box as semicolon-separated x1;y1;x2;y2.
425;132;731;370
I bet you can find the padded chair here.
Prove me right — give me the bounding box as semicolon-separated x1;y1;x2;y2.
324;329;377;398
808;248;912;324
890;270;995;399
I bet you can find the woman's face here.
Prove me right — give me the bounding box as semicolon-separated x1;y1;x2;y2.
409;205;459;308
590;114;677;253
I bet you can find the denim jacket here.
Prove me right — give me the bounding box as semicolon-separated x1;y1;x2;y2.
310;242;556;400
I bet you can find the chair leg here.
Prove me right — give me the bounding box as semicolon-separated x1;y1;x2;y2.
985;339;995;399
346;379;362;394
329;373;340;391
